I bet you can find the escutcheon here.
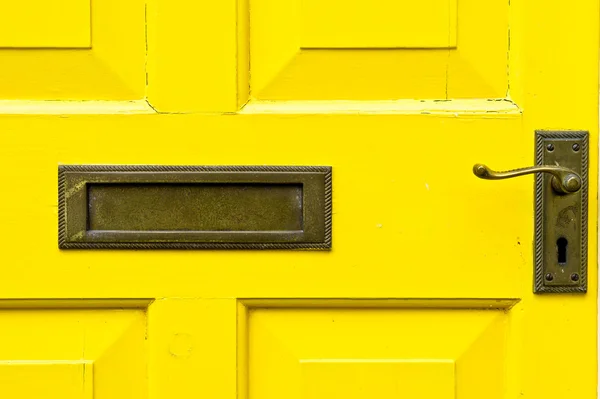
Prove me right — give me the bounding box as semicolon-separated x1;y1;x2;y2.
534;131;588;293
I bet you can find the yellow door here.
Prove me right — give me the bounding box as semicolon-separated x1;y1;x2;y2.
0;0;597;398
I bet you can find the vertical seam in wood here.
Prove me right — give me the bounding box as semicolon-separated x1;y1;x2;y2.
506;0;512;99
235;0;240;108
143;0;158;114
445;0;452;99
144;0;149;96
236;0;251;110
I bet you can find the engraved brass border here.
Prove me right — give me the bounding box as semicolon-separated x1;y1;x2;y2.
58;165;332;250
534;131;588;293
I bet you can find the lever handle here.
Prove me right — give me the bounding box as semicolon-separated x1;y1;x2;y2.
473;163;581;194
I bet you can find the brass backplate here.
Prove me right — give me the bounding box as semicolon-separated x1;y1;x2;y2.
58;165;332;250
535;131;588;293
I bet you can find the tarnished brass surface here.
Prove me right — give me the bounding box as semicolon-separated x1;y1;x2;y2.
534;132;588;293
473;164;581;194
88;183;304;232
59;165;332;250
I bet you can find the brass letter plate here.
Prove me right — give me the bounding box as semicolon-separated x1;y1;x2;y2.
535;131;588;293
58;165;332;249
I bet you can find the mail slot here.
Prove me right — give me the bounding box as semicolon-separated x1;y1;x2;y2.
58;165;332;249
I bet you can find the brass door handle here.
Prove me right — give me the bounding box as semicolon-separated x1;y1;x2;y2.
473;163;582;194
476;132;589;294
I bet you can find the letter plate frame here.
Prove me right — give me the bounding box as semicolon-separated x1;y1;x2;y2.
58;165;332;250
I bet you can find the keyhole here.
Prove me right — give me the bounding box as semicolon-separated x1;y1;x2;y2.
557;237;568;265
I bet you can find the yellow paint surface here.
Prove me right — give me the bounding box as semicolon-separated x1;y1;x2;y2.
300;359;455;399
250;0;507;100
250;307;505;399
146;0;241;112
0;0;145;100
0;0;91;48
0;308;146;399
0;0;597;398
300;0;456;48
0;361;92;399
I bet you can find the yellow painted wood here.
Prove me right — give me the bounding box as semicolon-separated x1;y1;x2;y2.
0;361;93;399
250;308;506;399
300;0;457;48
146;0;241;112
0;100;154;115
508;1;599;398
300;359;456;399
0;114;528;298
148;299;238;399
0;309;146;398
240;99;521;115
0;0;597;398
237;0;251;108
0;0;91;48
0;0;145;100
250;0;507;100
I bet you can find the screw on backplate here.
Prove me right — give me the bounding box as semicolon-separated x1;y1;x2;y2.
545;273;554;281
572;143;580;152
571;273;580;282
546;144;555;151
